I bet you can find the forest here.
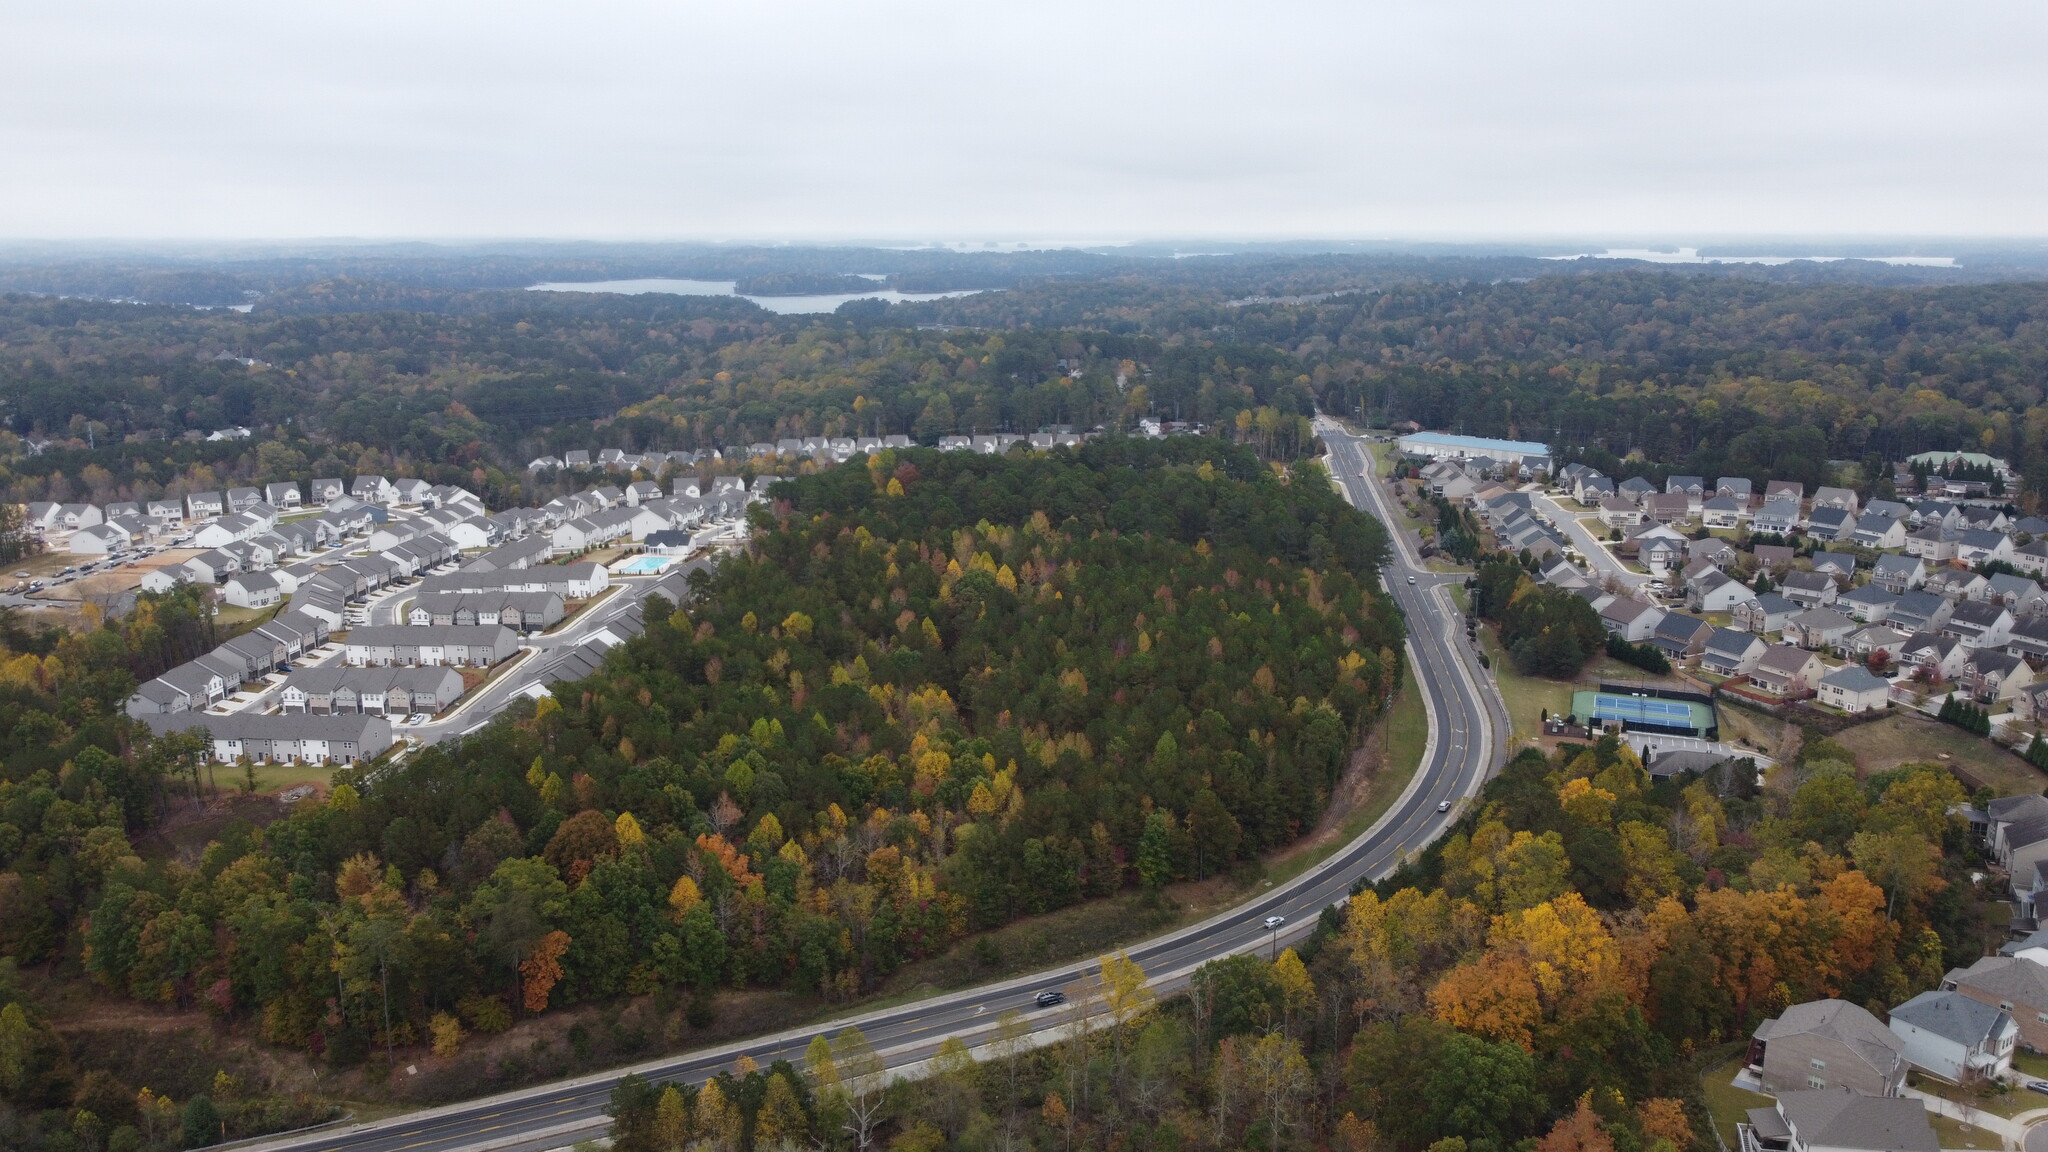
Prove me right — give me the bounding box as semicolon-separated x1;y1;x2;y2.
599;733;1989;1152
12;252;2048;508
0;441;1401;1150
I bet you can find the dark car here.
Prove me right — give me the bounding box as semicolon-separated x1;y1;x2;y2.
1035;990;1065;1008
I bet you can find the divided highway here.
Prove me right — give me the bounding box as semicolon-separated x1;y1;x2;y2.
247;424;1504;1152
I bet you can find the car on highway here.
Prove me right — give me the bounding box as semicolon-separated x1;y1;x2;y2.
1407;575;1416;584
1262;915;1286;930
1438;800;1452;813
1035;990;1065;1008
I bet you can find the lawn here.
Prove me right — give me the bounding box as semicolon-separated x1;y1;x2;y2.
213;601;283;634
1698;1054;1771;1150
1834;711;2045;796
1477;628;1574;746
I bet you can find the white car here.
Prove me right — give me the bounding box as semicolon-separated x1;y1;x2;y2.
1262;915;1286;930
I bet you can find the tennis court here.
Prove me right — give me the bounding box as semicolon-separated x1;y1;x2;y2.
1571;690;1715;737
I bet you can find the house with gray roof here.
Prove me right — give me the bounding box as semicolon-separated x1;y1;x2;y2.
1887;590;1953;634
1649;612;1712;661
1746;1000;1906;1097
1805;507;1857;543
1888;989;2016;1084
1945;955;2048;1055
1739;1090;1933;1152
1871;554;1926;594
1836;584;1897;624
1816;664;1889;713
143;711;393;767
1732;592;1797;635
1703;628;1768;677
1781;570;1839;609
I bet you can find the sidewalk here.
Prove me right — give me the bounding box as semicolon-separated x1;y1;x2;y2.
1903;1085;2025;1148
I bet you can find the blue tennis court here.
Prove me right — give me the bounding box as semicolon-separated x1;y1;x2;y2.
1572;689;1715;736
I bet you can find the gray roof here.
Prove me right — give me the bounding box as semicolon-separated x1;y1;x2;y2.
1819;664;1888;693
1705;627;1764;657
1770;1089;1935;1152
1756;999;1904;1073
1948;955;2048;1009
144;711;390;743
1889;989;2012;1048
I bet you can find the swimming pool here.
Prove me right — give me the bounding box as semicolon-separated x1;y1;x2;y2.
614;555;675;574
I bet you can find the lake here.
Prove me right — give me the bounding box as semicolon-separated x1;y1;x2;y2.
526;278;985;314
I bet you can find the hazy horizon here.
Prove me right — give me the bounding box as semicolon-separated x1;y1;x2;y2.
5;1;2044;240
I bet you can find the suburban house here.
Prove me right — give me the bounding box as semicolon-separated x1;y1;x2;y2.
1703;628;1769;677
185;491;224;520
1958;529;2015;567
1943;599;2014;650
2015;539;2048;578
1780;571;1839;609
1887;591;1954;634
264;482;302;509
1897;632;1967;681
1648;612;1713;661
1765;480;1806;502
1961;648;2033;704
342;625;519;668
1716;476;1754;501
1846;625;1909;662
1733;593;1798;635
280;665;466;717
1836;585;1898;624
1987;573;2048;615
1702;495;1745;528
2016;681;2048;725
1923;568;1989;602
1810;553;1857;579
1630;527;1688;573
1887;989;2017;1085
1598;597;1664;642
1666;475;1707;508
1788;608;1855;651
1816;665;1890;714
144;711;393;767
1746;999;1906;1097
1850;516;1906;551
1739;1090;1934;1152
1944;956;2048;1055
1805;507;1857;543
308;478;344;504
1753;544;1797;572
1810;486;1859;513
221;571;282;610
1689;568;1759;613
1617;476;1656;504
1906;525;1959;562
1599;497;1643;528
1749;646;1823;697
1754;497;1801;535
1642;492;1690;524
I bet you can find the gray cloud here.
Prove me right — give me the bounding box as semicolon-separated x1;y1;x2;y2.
1;0;2042;238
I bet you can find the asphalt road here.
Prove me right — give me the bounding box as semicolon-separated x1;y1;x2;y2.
1527;490;1646;591
243;429;1504;1152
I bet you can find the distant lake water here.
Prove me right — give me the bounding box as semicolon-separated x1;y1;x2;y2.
526;278;984;314
1544;247;1956;268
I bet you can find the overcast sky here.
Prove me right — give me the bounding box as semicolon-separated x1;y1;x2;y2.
2;0;2043;241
